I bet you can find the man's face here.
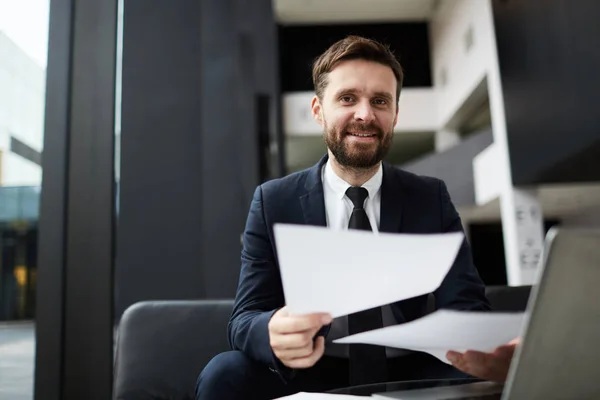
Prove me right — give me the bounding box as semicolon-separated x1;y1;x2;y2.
312;59;399;169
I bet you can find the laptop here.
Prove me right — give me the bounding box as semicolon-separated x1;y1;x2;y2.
373;227;600;400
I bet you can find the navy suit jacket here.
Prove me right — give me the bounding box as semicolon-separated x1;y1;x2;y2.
227;155;490;382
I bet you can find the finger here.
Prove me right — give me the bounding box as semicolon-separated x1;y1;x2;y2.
448;352;471;375
450;350;484;376
272;313;331;334
277;342;315;361
287;337;325;369
455;349;513;382
487;348;515;382
446;350;463;365
463;350;491;369
271;328;320;351
462;350;499;379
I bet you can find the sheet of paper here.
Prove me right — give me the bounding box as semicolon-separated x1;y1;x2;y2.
372;381;504;399
275;392;367;399
334;310;525;363
273;224;464;318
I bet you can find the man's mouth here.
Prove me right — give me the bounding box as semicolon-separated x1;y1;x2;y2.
346;132;377;137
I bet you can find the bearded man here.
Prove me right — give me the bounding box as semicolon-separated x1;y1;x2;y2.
196;36;516;400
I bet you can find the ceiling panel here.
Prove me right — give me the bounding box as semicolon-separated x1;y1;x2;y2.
274;0;437;25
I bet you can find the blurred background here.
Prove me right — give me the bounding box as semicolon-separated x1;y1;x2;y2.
1;0;599;399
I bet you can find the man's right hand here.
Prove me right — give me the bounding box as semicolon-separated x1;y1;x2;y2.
268;306;332;369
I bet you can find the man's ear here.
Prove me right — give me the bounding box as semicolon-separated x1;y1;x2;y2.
311;96;324;126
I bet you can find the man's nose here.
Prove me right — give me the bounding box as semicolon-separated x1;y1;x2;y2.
353;101;375;123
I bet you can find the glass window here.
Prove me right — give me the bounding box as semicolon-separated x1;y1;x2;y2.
0;1;50;399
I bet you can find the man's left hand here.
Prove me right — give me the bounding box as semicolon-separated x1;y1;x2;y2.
446;338;520;382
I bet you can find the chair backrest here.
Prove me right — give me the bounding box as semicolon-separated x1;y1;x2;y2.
113;299;234;400
425;285;531;314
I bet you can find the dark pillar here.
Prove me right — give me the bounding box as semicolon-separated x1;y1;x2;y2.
35;0;117;398
116;0;280;317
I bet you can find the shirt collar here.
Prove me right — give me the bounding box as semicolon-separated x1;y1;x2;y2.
324;159;383;200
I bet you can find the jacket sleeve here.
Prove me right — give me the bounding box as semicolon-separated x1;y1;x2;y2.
433;181;491;311
227;185;295;382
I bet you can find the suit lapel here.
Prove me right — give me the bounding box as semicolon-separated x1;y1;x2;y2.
379;163;403;233
299;158;402;230
299;155;328;227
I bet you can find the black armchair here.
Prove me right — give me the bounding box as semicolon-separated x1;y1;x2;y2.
113;300;234;400
113;286;531;399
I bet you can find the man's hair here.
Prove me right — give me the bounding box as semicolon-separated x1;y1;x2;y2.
312;35;404;102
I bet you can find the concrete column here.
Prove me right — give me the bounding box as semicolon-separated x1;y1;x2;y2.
500;188;546;285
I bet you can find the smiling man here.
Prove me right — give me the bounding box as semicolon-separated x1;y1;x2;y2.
196;36;513;400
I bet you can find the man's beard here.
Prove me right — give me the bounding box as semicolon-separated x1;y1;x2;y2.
324;120;393;169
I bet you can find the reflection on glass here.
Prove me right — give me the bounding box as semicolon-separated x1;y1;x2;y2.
1;187;40;321
0;0;50;398
114;0;124;218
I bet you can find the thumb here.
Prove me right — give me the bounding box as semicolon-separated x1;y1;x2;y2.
313;336;325;356
275;306;289;318
495;344;516;359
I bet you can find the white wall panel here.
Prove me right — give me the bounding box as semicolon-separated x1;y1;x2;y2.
430;0;495;127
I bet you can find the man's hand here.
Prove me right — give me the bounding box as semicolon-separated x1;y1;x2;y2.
268;306;332;369
446;338;520;382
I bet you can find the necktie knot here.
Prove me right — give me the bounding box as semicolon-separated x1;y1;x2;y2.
345;186;369;210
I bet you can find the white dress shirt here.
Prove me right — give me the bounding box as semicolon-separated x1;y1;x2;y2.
321;160;405;358
323;159;382;232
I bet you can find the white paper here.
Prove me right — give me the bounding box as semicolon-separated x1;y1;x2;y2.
273;224;463;318
275;393;367;399
372;381;504;399
334;310;525;363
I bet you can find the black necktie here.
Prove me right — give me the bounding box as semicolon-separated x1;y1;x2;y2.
345;186;388;385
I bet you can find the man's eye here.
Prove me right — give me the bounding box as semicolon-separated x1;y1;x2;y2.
340;96;354;103
373;99;387;105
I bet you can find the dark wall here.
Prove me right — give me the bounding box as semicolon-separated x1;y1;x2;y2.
279;23;432;92
232;0;285;180
493;0;600;185
116;0;279;318
469;219;560;286
469;222;507;286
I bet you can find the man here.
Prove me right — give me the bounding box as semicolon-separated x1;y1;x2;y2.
196;36;517;400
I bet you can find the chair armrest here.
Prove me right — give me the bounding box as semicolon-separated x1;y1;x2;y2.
485;285;532;312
